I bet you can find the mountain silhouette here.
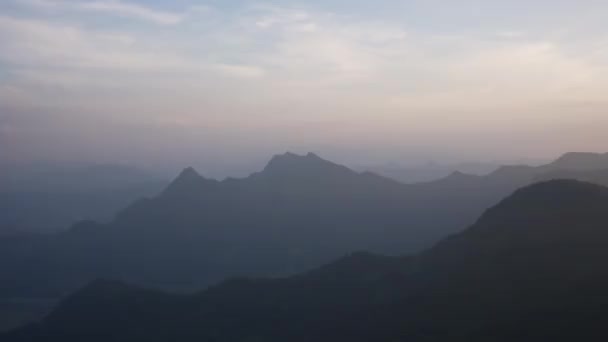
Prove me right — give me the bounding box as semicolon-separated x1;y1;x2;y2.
371;152;608;185
2;152;608;303
365;161;500;183
6;180;608;341
263;152;341;174
0;153;419;298
159;166;220;199
547;151;608;170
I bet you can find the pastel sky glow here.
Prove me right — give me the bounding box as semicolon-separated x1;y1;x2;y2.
1;0;607;174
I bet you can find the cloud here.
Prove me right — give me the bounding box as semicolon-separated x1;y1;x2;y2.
0;15;181;70
2;4;607;104
1;2;608;165
238;6;608;112
383;40;608;114
213;64;266;78
16;0;183;25
0;15;264;77
238;6;410;86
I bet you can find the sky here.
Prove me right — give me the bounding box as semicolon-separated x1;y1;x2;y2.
1;0;607;176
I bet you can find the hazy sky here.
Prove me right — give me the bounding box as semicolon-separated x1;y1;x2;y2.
1;0;607;175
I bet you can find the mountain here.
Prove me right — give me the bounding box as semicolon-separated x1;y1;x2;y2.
0;153;425;298
0;163;168;235
547;151;608;170
2;152;608;302
535;167;608;185
368;152;608;185
365;161;500;183
490;151;608;181
6;180;608;341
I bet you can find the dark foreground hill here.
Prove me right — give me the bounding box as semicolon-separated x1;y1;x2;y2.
6;180;608;342
1;152;608;302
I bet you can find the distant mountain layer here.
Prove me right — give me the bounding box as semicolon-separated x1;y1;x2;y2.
1;152;608;302
6;180;608;341
370;152;608;184
0;163;168;234
367;161;500;183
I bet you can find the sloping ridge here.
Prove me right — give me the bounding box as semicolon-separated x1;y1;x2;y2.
262;152;348;175
8;180;608;341
422;180;608;270
252;152;400;191
473;179;608;232
548;152;608;170
159;167;219;198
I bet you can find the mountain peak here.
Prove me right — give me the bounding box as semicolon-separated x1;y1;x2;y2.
266;151;321;163
177;166;200;180
161;167;216;198
170;166;205;187
262;152;347;175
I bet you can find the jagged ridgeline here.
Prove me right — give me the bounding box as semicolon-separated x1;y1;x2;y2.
5;180;608;341
1;152;608;301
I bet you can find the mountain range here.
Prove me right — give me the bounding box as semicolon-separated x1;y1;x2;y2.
363;160;501;183
1;152;608;303
5;179;608;341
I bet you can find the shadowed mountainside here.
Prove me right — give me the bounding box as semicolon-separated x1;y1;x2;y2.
1;152;608;302
6;180;608;341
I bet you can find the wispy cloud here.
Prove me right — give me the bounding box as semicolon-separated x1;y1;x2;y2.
2;4;607;99
0;14;264;77
1;4;607;107
16;0;183;25
0;15;188;72
1;2;608;164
